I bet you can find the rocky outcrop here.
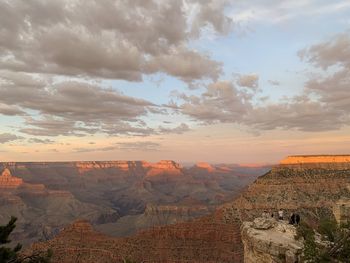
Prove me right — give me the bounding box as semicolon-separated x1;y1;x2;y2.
121;154;349;262
280;155;350;164
0;168;23;188
195;162;216;172
75;160;184;176
146;160;183;176
28;154;350;262
75;160;150;173
279;155;350;169
333;198;350;225
1;160;265;248
28;215;244;263
241;217;303;263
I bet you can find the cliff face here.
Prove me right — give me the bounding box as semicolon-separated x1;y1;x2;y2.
146;160;183;176
230;155;350;217
279;155;350;169
26;155;350;263
241;218;303;263
1;161;265;248
0;168;23;188
30;215;244;263
195;162;216;172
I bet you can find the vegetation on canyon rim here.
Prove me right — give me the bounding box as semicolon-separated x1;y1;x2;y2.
0;217;52;263
296;218;350;262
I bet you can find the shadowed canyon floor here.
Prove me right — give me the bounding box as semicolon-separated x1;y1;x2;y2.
25;155;350;262
0;160;267;246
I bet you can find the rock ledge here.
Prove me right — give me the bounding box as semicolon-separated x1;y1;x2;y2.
241;217;303;263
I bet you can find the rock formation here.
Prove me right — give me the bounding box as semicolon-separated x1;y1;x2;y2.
24;155;350;262
75;160;185;176
279;155;350;169
0;168;23;188
333;198;350;225
280;155;350;164
29;215;244;263
0;160;265;247
146;160;183;176
195;162;216;172
241;217;303;263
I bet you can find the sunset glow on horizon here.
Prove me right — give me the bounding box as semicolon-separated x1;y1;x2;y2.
1;0;350;163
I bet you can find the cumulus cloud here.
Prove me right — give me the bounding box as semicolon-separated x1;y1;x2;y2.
298;33;350;70
189;0;233;36
146;49;222;82
255;33;350;131
28;138;55;144
0;0;229;82
1;1;349;143
0;72;156;136
74;146;119;153
175;81;252;123
0;103;24;116
173;32;350;133
237;73;259;89
158;123;190;134
0;133;23;143
0;1;234;142
244;96;345;132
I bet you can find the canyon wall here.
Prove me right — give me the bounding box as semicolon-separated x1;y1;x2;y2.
0;161;265;247
25;155;350;262
279;155;350;170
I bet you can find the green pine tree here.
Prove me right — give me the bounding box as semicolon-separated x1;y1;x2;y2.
0;216;52;263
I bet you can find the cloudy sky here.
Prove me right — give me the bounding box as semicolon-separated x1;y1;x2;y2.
1;0;350;163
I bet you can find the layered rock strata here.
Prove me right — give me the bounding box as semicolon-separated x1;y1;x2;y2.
0;168;23;188
1;160;265;248
29;215;244;263
26;155;350;262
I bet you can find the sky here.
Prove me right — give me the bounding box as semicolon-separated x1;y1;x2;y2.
0;0;350;164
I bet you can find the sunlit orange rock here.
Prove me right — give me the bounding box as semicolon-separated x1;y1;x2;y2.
146;160;183;176
0;168;23;188
195;162;215;172
279;155;350;169
280;155;350;164
75;160;153;174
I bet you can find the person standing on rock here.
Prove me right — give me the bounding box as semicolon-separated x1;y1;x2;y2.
278;209;284;220
295;213;300;225
289;213;295;224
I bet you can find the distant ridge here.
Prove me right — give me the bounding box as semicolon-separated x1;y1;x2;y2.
280;155;350;165
25;154;350;262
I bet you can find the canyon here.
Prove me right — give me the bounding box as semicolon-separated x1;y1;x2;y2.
0;160;267;246
24;155;350;262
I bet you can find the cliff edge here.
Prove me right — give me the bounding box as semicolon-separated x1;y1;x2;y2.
279;155;350;169
241;217;303;263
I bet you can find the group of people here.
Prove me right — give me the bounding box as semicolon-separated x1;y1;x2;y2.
288;212;301;225
261;209;301;225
